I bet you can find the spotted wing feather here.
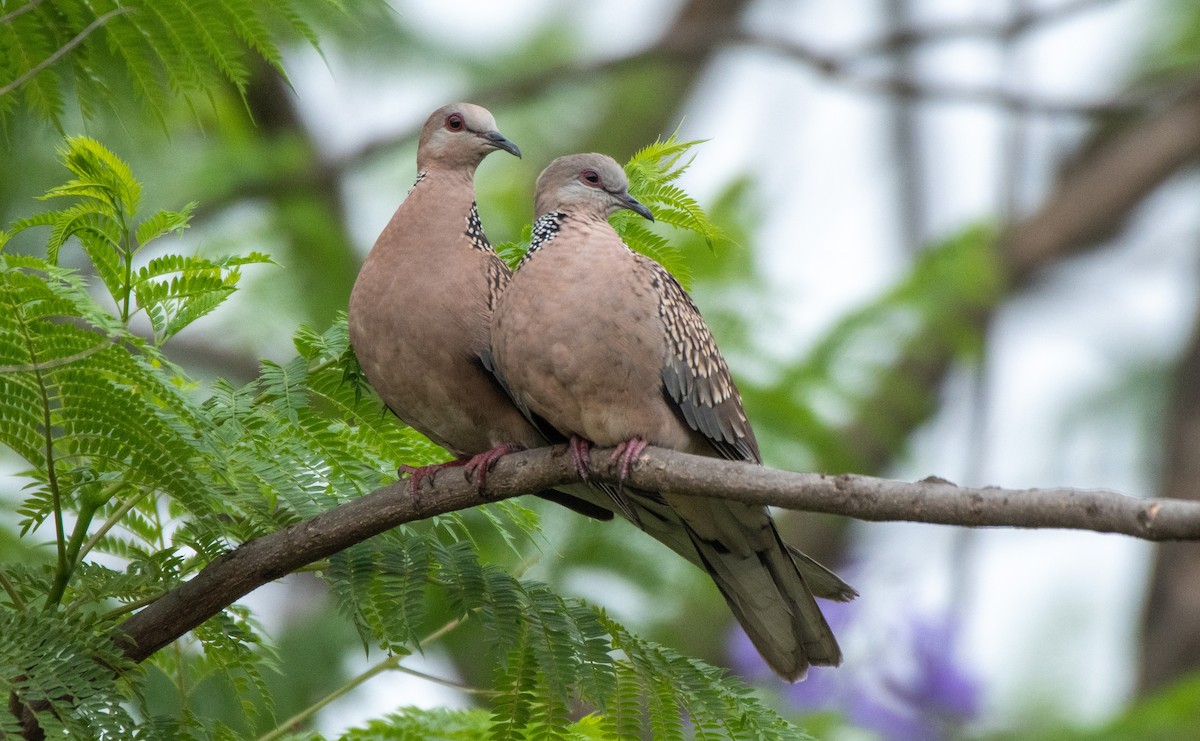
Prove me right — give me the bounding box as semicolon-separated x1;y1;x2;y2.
644;258;760;463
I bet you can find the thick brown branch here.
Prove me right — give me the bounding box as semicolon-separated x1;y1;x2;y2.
1002;82;1200;277
115;446;1198;664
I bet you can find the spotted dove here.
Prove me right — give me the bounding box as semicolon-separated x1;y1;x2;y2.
347;104;610;519
490;153;853;681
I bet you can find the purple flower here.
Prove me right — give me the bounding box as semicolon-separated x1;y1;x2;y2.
889;615;980;720
727;602;980;740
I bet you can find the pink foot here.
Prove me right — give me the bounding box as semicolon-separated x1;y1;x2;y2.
609;437;648;482
399;459;467;497
463;442;524;490
568;435;593;481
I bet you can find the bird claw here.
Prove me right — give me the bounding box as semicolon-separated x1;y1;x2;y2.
398;459;468;502
463;442;524;492
568;435;593;482
609;437;648;483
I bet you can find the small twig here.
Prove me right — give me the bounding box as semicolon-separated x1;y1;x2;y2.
256;617;469;740
0;0;44;26
0;569;25;611
853;0;1121;55
419;617;465;649
391;662;498;696
75;485;145;565
736;30;1136;116
326;24;1128;177
0;342;109;374
99;591;168;622
0;7;133;98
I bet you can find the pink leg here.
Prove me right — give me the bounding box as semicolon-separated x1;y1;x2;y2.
463;442;524;490
609;437;648;482
568;435;593;481
399;459;468;497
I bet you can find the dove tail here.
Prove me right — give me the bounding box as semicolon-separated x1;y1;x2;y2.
684;522;843;682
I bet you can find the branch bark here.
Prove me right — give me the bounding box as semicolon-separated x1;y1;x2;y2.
114;445;1199;664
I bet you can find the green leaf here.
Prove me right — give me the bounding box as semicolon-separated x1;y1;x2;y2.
615;135;726;290
135;202;196;245
133;251;272;344
0;609;137;738
1;0;377;129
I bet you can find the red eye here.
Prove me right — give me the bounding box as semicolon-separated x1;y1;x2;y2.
581;169;600;185
446;114;465;131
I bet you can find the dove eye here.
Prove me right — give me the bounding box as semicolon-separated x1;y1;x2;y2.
445;114;465;131
581;169;601;186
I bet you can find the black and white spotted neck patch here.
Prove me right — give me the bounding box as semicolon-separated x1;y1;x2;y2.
519;211;566;268
465;202;492;253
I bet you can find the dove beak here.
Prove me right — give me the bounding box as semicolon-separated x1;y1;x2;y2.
620;192;654;222
482;131;521;158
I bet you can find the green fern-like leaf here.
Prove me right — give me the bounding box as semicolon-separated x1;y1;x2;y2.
328;534;431;652
134;202;196;245
599;611;812;741
0;5;65;123
616;135;725;291
499;137;723;288
136;266;235;344
12;137;271;336
1;0;376;129
0;609;137;738
341;707;496;740
494;225;533;272
190;606;279;729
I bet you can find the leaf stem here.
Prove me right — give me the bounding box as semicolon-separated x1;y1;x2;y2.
120;213;133;324
75;483;142;564
256;617;467;741
0;569;25;611
257;653;405;741
0;0;45;25
100;590;168;622
20;331;67;611
44;501;97;609
0;7;133;97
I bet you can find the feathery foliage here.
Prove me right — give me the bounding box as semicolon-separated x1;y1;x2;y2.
495;135;724;289
1;137;810;738
9;136;272;342
0;0;386;130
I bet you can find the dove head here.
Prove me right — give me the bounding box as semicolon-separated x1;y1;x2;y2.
417;103;521;172
534;153;653;222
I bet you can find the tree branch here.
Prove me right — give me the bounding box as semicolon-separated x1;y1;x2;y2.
329;20;1127;180
853;0;1121;56
114;445;1199;664
1002;81;1200;278
733;29;1135;116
